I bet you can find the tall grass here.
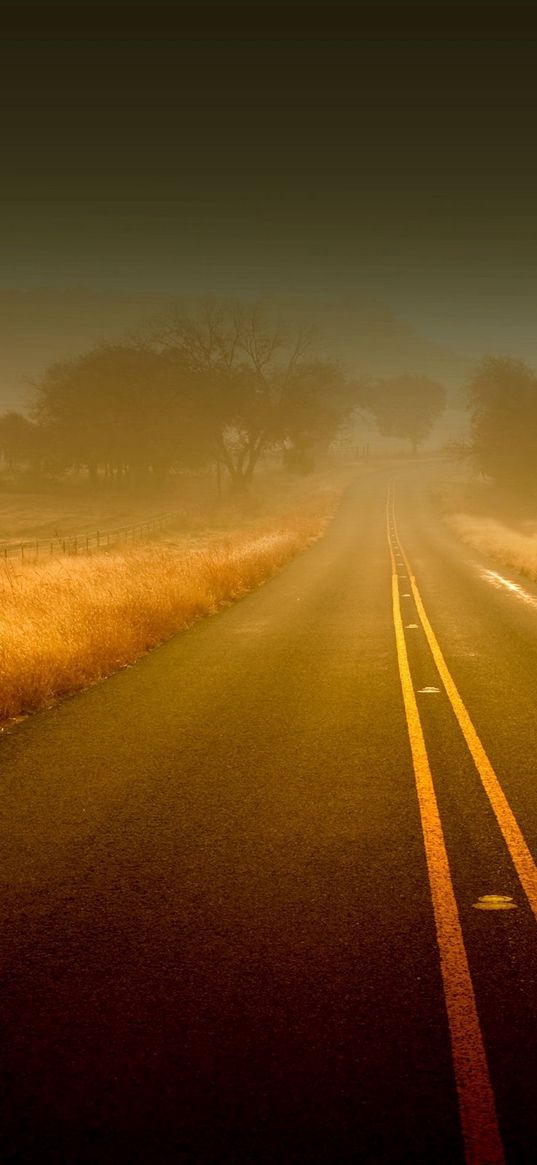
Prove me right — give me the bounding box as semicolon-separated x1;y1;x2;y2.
448;512;537;582
0;494;338;725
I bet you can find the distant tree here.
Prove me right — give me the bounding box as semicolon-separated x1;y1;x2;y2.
154;300;301;492
32;344;210;486
0;411;41;471
283;360;359;473
365;374;446;454
33;352;113;481
29;303;359;493
154;299;356;492
466;356;537;492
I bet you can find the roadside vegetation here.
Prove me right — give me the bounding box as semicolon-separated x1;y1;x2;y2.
446;511;537;583
0;295;450;725
0;472;349;726
439;354;537;581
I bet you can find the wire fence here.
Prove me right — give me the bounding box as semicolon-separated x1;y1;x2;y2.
0;511;185;561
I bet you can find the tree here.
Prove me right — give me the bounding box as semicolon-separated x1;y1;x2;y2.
154;300;302;493
32;343;210;485
466;356;537;492
365;374;446;454
0;412;41;472
282;360;359;473
29;303;359;493
154;299;356;492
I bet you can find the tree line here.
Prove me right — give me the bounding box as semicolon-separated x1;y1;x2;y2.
465;355;537;495
0;301;449;491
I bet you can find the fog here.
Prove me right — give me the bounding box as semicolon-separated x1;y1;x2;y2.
2;1;534;493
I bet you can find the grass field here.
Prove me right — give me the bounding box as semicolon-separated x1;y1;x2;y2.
0;467;354;725
447;512;537;582
0;473;220;545
437;469;537;584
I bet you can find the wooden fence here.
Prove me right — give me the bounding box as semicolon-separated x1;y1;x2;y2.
0;511;184;561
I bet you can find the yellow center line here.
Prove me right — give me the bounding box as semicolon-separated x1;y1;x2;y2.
390;485;537;925
387;484;504;1165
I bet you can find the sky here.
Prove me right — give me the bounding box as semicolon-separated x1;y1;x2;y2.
2;0;537;358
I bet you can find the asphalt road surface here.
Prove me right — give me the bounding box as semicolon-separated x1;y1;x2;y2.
2;464;537;1164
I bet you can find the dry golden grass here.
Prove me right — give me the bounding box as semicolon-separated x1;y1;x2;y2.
447;512;537;582
0;489;340;725
436;468;537;582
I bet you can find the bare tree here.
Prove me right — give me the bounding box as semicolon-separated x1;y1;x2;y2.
153;298;331;493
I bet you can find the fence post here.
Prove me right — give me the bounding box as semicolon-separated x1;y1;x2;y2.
0;511;179;564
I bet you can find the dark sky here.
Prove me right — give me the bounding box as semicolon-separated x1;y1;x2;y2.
3;1;537;353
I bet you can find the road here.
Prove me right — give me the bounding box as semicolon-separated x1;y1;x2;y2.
2;463;537;1164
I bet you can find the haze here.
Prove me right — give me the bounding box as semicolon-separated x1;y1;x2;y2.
3;1;537;367
2;4;537;1164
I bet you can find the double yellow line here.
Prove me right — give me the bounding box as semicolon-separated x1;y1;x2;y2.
388;481;537;1164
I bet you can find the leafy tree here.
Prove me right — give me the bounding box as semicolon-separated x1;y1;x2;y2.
34;351;116;481
33;343;210;485
365;374;446;454
29;302;358;493
283;360;359;473
466;356;537;492
0;411;41;471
